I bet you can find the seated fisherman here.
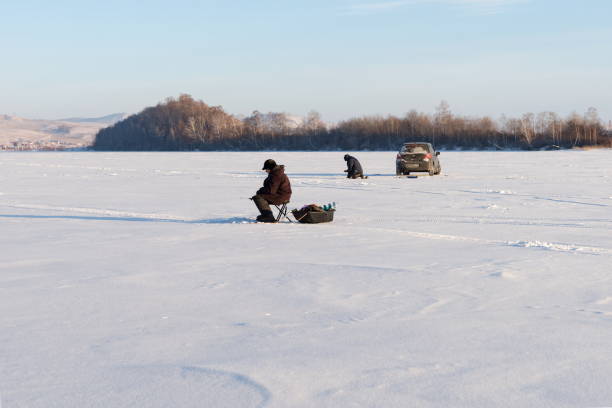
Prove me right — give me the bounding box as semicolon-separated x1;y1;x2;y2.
252;159;292;223
343;154;364;179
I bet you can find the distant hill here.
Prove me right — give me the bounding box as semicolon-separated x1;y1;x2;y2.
58;113;129;125
0;113;128;150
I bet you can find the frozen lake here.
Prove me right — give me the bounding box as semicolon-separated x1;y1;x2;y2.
1;150;612;407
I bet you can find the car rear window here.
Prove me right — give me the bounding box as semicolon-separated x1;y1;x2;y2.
400;144;430;153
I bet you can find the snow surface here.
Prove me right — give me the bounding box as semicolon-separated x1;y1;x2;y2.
1;150;612;407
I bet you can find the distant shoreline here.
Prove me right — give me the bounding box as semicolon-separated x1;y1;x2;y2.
3;145;610;153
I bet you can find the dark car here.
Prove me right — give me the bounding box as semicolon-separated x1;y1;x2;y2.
396;142;441;176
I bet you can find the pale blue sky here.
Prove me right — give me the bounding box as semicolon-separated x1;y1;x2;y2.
1;0;611;122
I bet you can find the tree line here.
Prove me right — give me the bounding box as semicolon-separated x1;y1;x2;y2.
93;94;611;151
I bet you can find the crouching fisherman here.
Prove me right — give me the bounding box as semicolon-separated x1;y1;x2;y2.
344;154;365;179
252;159;292;223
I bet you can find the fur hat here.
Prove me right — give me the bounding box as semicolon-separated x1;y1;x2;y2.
262;159;277;170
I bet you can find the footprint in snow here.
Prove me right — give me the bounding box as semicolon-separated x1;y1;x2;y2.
488;271;521;280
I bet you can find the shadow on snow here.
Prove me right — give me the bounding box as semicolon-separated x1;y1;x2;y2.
0;214;256;224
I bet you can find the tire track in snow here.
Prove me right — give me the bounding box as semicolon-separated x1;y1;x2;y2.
39;365;271;408
8;161;198;177
404;214;612;229
505;240;612;254
4;202;610;254
1;202;256;224
3;202;188;221
360;226;612;255
457;189;610;207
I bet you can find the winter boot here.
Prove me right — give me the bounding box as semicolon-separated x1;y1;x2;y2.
257;210;276;223
256;213;271;221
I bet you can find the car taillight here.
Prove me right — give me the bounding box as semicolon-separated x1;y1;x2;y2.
425;153;432;159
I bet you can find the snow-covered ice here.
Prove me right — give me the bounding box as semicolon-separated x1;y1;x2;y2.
1;150;611;407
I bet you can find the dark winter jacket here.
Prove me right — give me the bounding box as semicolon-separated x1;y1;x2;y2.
257;165;292;204
344;155;363;178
